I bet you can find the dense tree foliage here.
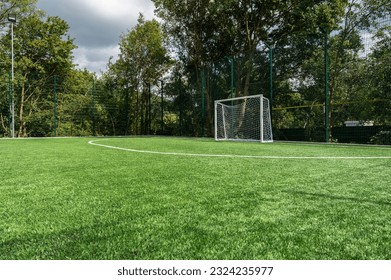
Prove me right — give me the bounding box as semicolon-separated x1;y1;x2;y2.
0;2;80;136
0;0;390;141
153;0;390;139
101;15;171;135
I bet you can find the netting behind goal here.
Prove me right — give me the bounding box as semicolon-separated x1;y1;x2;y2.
214;94;273;142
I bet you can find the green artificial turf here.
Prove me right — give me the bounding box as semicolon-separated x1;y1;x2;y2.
0;137;390;260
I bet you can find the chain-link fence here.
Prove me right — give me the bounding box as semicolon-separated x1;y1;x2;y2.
1;15;390;144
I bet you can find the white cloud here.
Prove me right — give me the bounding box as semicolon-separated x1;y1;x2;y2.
74;45;120;74
37;0;155;73
81;0;155;20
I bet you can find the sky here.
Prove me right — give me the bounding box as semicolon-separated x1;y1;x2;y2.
36;0;156;74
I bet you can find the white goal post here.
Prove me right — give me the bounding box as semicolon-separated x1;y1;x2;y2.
214;94;273;142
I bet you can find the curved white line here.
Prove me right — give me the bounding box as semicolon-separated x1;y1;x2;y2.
88;139;391;159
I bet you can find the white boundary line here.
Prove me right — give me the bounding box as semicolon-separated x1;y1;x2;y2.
88;139;391;159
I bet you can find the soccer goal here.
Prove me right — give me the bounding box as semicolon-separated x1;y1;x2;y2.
214;94;273;142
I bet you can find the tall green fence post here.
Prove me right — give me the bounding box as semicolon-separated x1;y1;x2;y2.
160;80;164;134
91;78;96;136
148;82;152;135
53;75;57;137
230;57;234;99
324;29;329;143
264;42;273;126
201;67;205;137
178;74;182;136
229;57;234;139
270;47;273;101
124;86;129;136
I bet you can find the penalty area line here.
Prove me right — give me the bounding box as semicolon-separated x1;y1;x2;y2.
87;140;391;159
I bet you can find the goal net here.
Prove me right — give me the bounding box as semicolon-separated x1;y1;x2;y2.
214;94;273;142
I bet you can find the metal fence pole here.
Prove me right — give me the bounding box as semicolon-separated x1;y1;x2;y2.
91;79;96;136
160;80;164;133
324;29;329;143
201;67;205;137
53;75;57;137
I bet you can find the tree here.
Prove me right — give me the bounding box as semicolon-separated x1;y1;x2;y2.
366;27;391;124
153;0;350;137
274;0;390;140
0;0;37;136
319;0;390;140
0;11;76;136
108;14;171;135
55;69;95;137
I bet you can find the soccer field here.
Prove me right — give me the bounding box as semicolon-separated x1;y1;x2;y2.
1;137;391;260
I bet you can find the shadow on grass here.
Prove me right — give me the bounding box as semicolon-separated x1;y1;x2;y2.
0;221;147;260
283;190;391;207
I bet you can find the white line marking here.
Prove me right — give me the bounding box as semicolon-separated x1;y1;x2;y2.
88;140;391;159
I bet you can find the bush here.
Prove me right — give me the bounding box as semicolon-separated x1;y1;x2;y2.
371;131;391;145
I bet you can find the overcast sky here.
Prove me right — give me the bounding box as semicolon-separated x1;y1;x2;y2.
36;0;156;74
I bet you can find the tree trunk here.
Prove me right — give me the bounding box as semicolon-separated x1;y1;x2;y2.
205;69;213;136
0;113;7;135
237;47;256;132
242;49;255;97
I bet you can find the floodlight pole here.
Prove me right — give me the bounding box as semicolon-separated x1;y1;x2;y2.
8;14;16;138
